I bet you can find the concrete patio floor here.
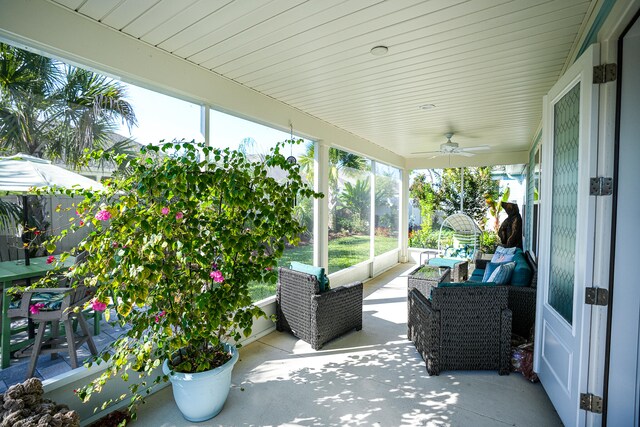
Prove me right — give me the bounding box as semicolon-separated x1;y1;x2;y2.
133;263;561;426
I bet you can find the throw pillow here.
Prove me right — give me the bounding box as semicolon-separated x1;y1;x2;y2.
495;246;517;255
487;261;516;285
289;261;328;292
491;252;516;263
482;262;506;282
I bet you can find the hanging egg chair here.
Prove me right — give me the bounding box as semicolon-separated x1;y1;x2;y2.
437;212;481;260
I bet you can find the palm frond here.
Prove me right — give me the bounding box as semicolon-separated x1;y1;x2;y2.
0;198;21;231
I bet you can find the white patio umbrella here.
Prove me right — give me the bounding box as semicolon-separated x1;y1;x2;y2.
0;153;105;265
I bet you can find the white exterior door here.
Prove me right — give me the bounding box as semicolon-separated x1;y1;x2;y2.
534;44;599;426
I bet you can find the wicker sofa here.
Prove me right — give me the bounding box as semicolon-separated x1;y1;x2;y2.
276;267;363;350
408;285;512;376
472;249;537;339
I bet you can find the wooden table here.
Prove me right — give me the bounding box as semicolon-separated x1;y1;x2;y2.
0;256;75;369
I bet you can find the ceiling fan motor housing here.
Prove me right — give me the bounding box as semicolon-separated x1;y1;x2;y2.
440;141;459;152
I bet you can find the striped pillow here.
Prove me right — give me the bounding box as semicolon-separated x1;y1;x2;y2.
487;261;516;285
482;262;506;282
495;246;517;255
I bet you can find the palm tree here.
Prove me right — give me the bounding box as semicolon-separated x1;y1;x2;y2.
0;42;137;164
298;143;368;189
339;179;370;223
0;42;138;255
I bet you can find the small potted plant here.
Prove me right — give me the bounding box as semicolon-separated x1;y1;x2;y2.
43;141;320;422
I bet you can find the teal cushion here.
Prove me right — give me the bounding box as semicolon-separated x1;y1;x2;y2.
290;262;327;292
470;269;485;281
510;252;532;287
428;258;460;268
438;280;497;288
487;262;516;285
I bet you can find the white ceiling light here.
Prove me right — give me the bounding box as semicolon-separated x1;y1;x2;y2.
370;45;389;56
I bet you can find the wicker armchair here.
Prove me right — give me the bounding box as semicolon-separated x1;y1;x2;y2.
276;268;363;350
408;285;512;376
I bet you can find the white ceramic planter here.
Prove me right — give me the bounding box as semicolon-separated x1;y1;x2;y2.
162;343;239;422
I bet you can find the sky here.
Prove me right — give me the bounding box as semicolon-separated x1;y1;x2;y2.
116;83;308;157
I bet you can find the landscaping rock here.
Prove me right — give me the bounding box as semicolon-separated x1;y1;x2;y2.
0;378;79;427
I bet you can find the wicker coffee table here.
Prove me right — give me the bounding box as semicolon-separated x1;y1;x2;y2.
407;264;451;299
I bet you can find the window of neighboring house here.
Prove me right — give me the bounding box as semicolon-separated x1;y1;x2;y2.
208;109;314;301
374;162;400;256
328;148;371;274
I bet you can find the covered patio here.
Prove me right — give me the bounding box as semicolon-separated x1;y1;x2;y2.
1;0;639;426
134;264;561;426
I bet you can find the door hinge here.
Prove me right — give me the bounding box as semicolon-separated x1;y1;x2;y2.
590;177;613;196
585;287;609;306
593;64;617;84
580;393;604;413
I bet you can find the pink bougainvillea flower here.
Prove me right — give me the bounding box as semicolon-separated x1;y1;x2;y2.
265;266;273;271
91;299;107;312
210;270;224;283
175;211;184;220
155;310;166;323
29;303;46;315
79;221;84;226
46;255;55;264
95;210;112;221
161;207;170;215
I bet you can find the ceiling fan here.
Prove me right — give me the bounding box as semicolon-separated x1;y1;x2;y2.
412;133;490;158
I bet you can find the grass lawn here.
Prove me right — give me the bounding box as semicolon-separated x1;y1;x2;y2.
249;235;398;301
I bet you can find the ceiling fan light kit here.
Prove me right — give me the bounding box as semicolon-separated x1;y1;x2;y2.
412;132;490;157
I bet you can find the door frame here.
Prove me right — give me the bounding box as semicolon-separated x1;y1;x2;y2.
602;6;640;424
534;43;599;427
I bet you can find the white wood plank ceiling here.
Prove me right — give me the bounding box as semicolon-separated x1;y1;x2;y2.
50;0;595;161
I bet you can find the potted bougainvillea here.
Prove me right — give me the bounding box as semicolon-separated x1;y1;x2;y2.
41;141;320;422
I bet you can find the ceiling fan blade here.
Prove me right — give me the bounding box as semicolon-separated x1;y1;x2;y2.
411;150;442;155
455;151;475;157
461;145;490;152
